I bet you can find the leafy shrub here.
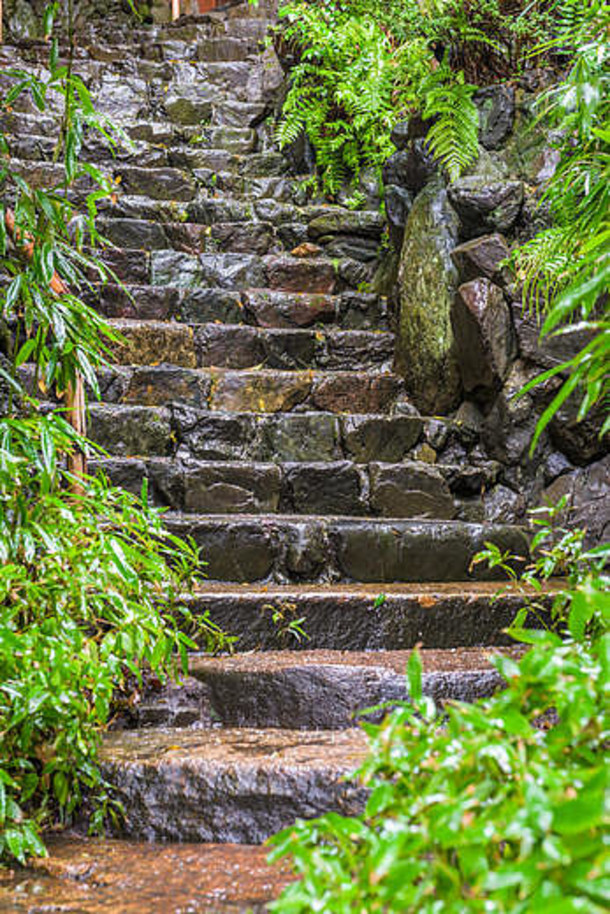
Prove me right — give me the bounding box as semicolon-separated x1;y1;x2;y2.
269;517;610;912
513;0;609;448
275;0;482;197
0;415;226;864
0;4;222;863
274;0;580;199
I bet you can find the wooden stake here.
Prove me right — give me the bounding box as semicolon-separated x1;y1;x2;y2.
0;0;3;45
172;0;180;20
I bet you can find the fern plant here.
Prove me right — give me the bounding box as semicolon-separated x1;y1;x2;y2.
276;6;405;197
513;0;609;449
422;73;479;180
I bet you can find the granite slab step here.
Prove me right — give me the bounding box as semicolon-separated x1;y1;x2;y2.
0;837;292;914
186;582;552;651
163;513;528;584
97;218;282;257
196;36;264;62
161;647;521;730
87;405;426;463
98;365;407;413
100;727;368;843
99;249;368;293
108;320;395;372
87;283;389;329
91;456;465;520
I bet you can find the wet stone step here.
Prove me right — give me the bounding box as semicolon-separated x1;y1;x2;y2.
147;251;372;294
98;366;406;413
117;250;361;293
88;405;425;463
197;36;264;62
127;648;520;731
114;166;197;202
97;218;289;257
100;727;368;844
186;583;550;652
192;171;302;204
109;320;395;372
87;284;389;330
168;149;288;178
0;837;292;914
211;99;268;129
163;513;528;584
91;457;464;520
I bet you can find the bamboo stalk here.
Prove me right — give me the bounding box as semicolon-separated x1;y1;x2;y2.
0;0;3;45
66;376;87;491
4;208;88;486
172;0;180;20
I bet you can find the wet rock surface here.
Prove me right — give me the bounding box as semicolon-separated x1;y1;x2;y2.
0;838;293;913
101;727;368;843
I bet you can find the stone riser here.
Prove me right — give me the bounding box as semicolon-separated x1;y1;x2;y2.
94;249;373;296
164;513;528;584
109;320;395;373
100;727;368;844
118;649;514;731
2;140;287;180
87;284;390;331
91;456;478;520
88;405;429;463
186;587;539;651
95;366;407;414
0;113;259;156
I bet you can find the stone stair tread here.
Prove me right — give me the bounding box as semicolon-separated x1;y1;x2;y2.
91;454;477;519
189;645;517;676
99;726;368;843
119;647;524;732
184;581;554;651
97;365;406;413
109;318;395;371
0;836;292;914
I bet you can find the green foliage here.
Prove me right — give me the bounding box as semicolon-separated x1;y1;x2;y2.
275;0;481;197
0;415;226;863
0;3;223;864
269;514;610;912
513;0;610;450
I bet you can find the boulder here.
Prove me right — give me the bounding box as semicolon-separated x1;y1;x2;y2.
383;139;437;194
475;86;515;150
448;178;523;239
390;120;410;150
452;278;517;399
307;210;385;240
451;233;511;285
541;455;610;546
395;181;462;414
385;184;413;249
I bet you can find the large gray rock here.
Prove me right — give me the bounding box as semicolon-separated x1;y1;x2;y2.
448;178;524;239
475;85;516;150
451;233;511;285
383;139;437;194
385;184;413;248
395;181;462;414
452;278;517;399
541;455;610;546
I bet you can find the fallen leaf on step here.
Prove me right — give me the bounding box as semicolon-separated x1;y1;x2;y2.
291;243;322;258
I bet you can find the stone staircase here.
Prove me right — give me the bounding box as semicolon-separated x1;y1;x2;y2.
1;2;536;909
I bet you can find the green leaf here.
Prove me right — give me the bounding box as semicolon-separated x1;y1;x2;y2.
406;649;423;701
